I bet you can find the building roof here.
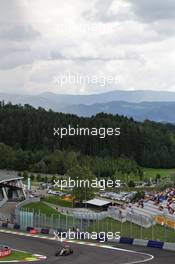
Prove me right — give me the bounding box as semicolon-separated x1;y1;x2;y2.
86;198;112;207
0;171;23;184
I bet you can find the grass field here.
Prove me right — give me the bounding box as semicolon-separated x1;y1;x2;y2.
23;201;59;216
143;168;175;180
23;202;175;243
88;218;175;243
23;202;73;220
0;251;34;261
43;196;73;207
22;202;76;229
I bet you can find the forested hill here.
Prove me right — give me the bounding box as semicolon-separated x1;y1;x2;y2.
0;102;175;168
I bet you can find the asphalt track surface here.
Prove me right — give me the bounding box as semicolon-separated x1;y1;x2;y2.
0;233;174;264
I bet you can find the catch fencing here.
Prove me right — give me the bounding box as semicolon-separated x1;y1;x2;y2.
12;207;175;243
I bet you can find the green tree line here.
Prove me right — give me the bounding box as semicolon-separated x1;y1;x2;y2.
0;144;142;181
0;102;175;168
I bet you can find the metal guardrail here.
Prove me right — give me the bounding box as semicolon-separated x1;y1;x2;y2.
72;211;108;220
108;207;154;227
16;198;40;209
0;198;8;208
43;202;109;220
126;212;154;228
41;202;154;227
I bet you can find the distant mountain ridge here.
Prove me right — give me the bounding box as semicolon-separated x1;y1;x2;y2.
1;90;175;122
40;90;175;104
2;90;175;107
62;101;175;123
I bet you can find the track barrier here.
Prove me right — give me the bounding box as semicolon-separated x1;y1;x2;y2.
119;237;134;244
147;240;164;249
41;228;49;234
1;222;175;252
133;239;148;247
13;224;20;230
163;242;175;251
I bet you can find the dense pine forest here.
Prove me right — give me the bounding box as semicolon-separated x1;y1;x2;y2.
0;102;175;175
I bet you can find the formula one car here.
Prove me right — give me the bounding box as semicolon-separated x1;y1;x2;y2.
55;244;73;256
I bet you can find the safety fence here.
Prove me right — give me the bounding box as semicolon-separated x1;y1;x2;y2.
10;207;175;243
108;206;154;227
42;202;154;227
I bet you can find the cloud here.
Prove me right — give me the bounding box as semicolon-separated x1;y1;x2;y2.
129;0;175;22
83;0;133;22
0;25;40;41
0;0;22;26
49;51;140;62
0;50;34;70
0;1;40;70
0;0;175;94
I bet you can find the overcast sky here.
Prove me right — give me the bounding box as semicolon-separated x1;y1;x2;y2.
0;0;175;95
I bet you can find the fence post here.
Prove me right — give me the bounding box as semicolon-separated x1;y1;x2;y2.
81;217;83;231
58;213;60;229
97;215;99;233
39;209;41;228
66;214;68;230
130;213;133;238
164;223;167;242
51;214;53;229
106;218;109;233
151;223;154;240
102;217;104;232
120;219;123;236
140;215;143;239
73;214;75;231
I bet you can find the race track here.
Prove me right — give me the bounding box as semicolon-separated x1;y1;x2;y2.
0;232;174;264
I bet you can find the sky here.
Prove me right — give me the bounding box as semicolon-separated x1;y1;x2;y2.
0;0;175;95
